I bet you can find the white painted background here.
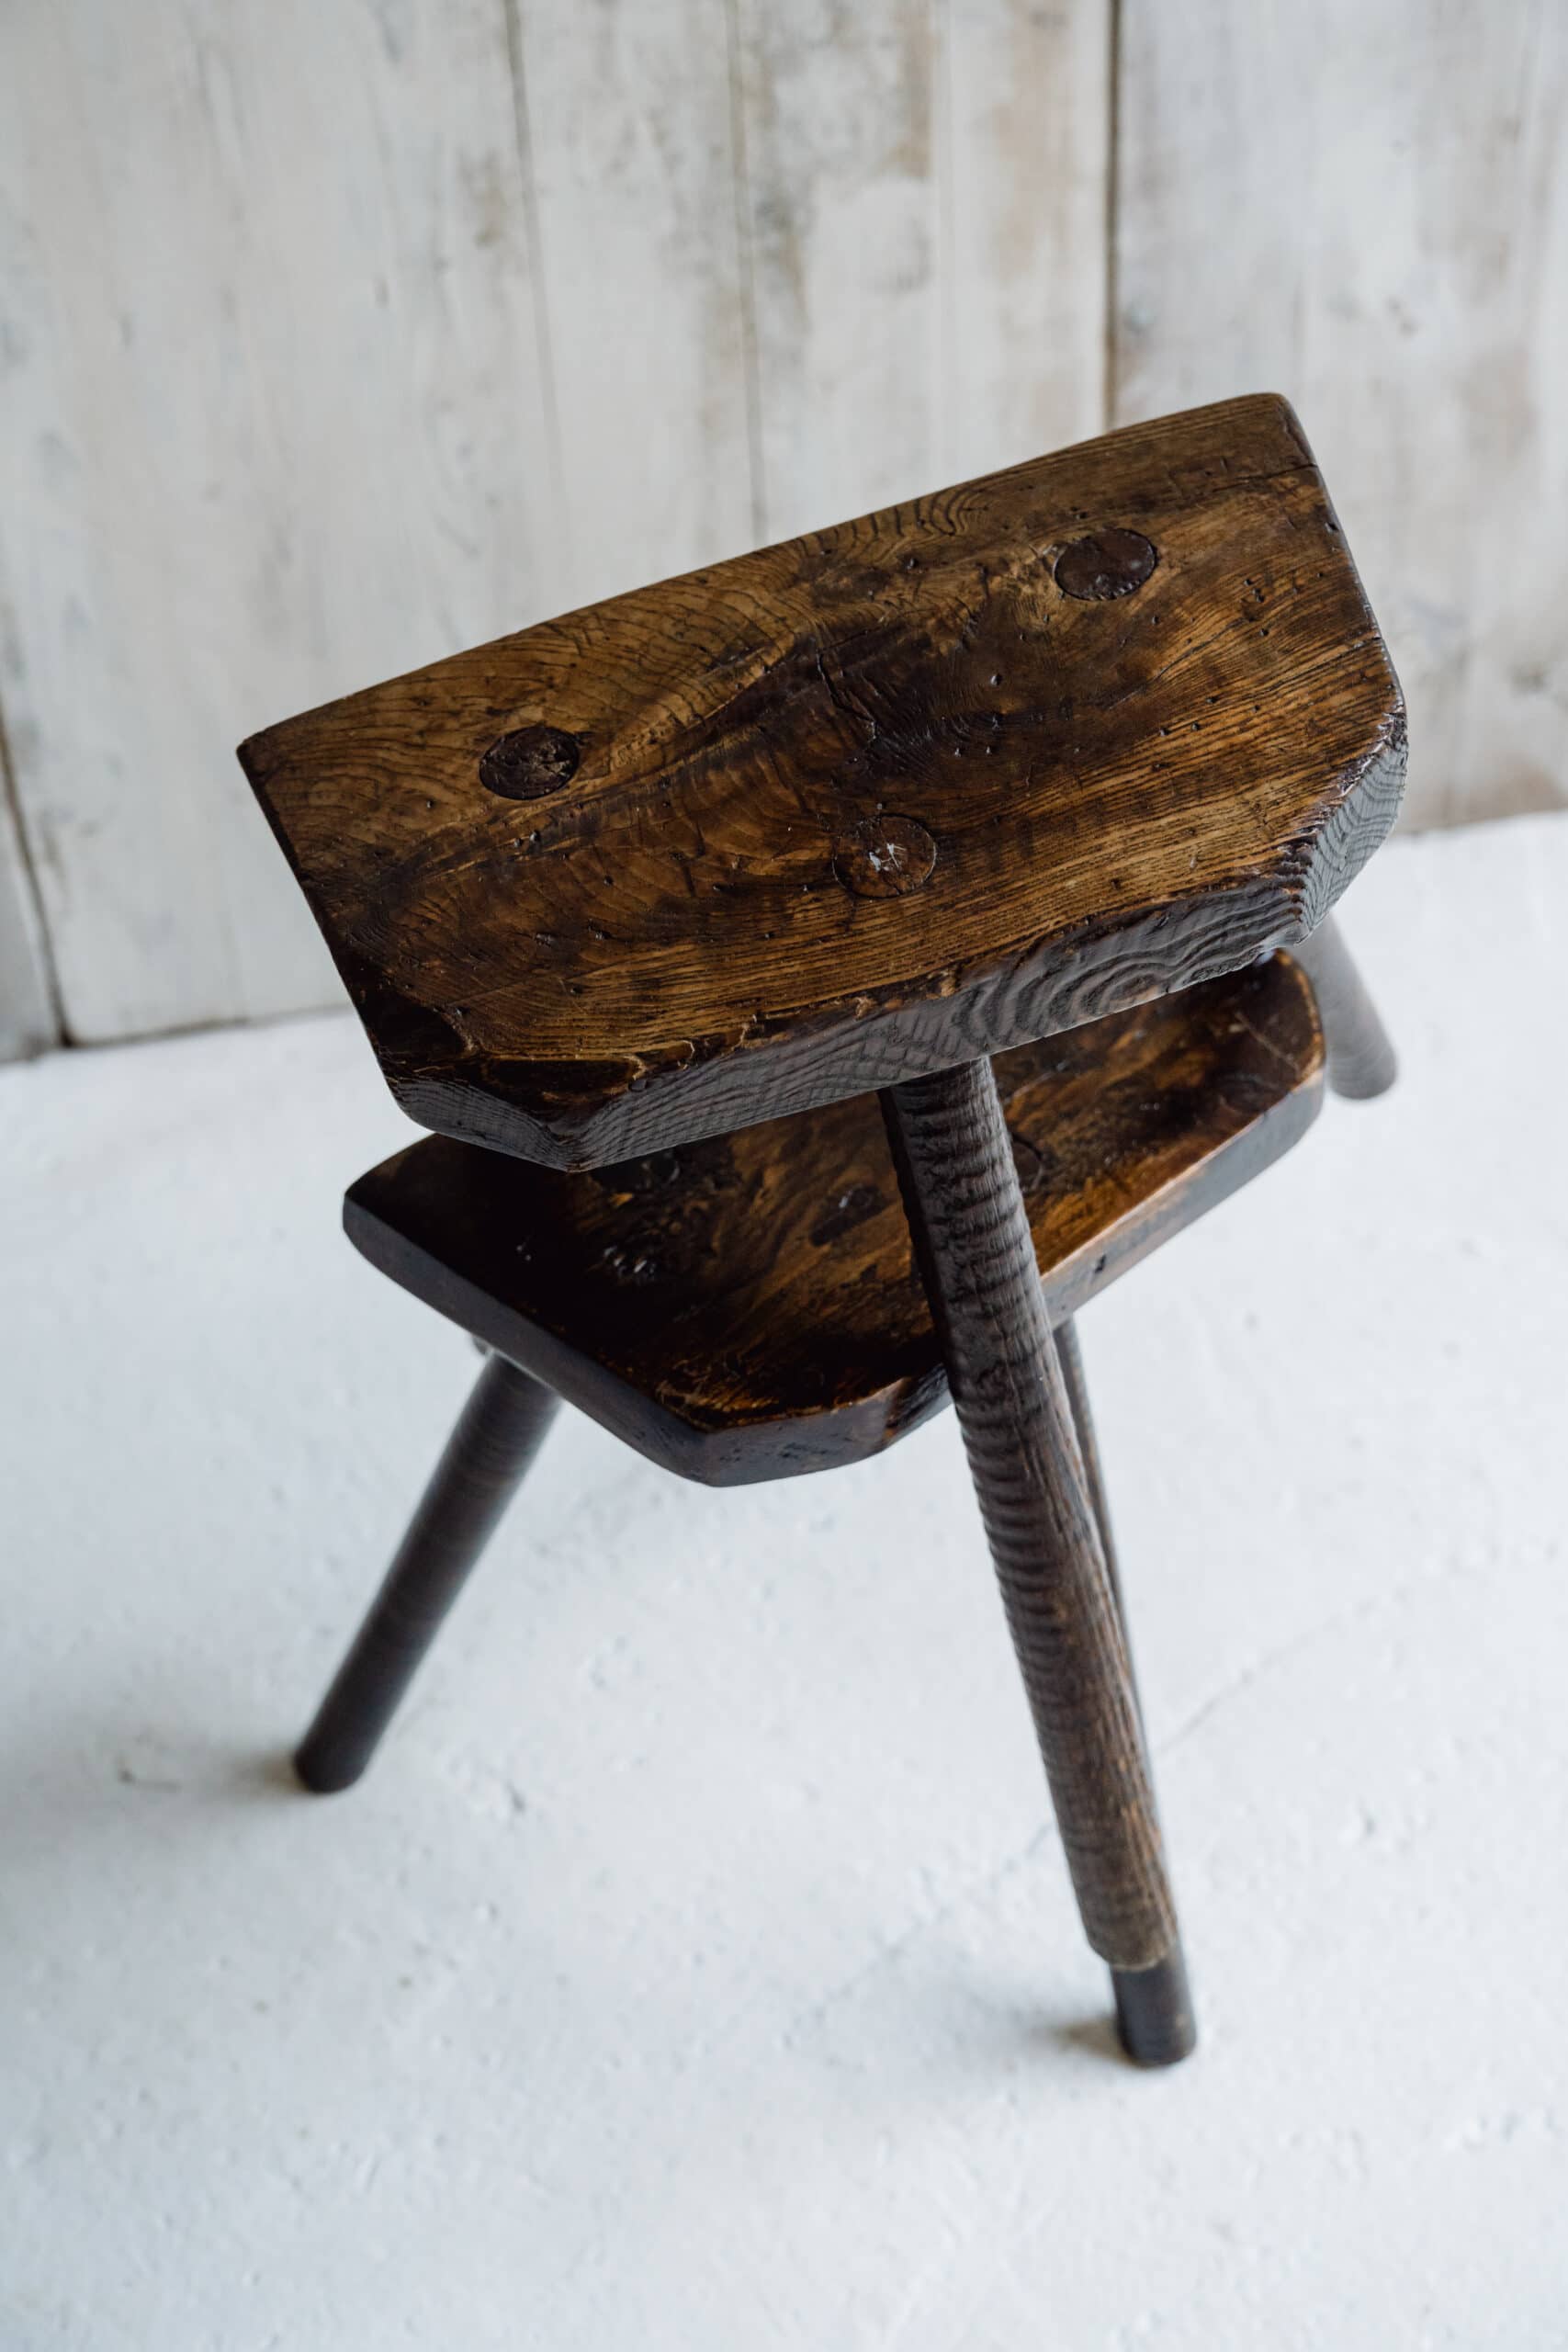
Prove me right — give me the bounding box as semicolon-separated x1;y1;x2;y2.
1;0;1562;1059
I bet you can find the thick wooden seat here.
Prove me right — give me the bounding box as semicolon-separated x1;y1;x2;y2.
346;955;1322;1485
241;394;1403;1170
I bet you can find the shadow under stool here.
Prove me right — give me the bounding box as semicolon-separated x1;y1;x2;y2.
241;391;1405;2067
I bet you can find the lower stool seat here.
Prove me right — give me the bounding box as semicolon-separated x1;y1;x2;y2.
346;954;1323;1487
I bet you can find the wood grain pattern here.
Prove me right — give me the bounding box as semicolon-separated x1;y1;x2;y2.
344;955;1323;1486
880;1049;1180;1982
243;395;1402;1168
1115;0;1568;831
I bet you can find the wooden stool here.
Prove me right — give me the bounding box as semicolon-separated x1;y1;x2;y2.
241;393;1404;2066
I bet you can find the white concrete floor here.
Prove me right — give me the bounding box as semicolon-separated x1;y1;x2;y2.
2;813;1565;2349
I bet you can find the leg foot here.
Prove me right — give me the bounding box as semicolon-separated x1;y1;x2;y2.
883;1058;1195;2063
295;1352;558;1793
1113;1951;1197;2067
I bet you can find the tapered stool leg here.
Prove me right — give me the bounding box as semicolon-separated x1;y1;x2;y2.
1053;1317;1126;1633
883;1061;1194;2064
1292;914;1397;1099
1052;1314;1192;2057
295;1352;558;1794
1054;1313;1146;1724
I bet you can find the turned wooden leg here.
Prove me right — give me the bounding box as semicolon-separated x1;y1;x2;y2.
295;1352;558;1794
1050;1312;1185;2055
1053;1316;1126;1634
1292;914;1397;1099
883;1059;1194;2065
1054;1312;1148;1732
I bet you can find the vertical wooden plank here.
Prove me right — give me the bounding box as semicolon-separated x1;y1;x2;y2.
0;0;558;1042
734;0;942;542
941;0;1111;481
515;0;755;611
0;739;58;1057
1115;0;1568;831
733;0;1110;548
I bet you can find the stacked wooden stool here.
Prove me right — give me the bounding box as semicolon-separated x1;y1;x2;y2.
242;393;1404;2066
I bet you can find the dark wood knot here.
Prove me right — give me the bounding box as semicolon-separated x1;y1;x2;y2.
1054;528;1158;601
831;815;937;899
479;724;583;799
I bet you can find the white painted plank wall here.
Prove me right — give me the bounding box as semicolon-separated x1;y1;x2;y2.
2;1;1562;1059
736;0;948;542
1115;0;1568;833
0;0;557;1043
0;0;1110;1056
0;764;56;1058
521;0;755;610
941;0;1110;482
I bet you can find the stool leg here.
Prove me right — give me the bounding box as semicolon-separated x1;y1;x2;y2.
1050;1313;1187;2056
883;1059;1194;2065
1292;914;1397;1098
1053;1316;1126;1634
295;1352;558;1794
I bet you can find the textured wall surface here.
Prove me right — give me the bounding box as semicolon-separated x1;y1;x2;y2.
1115;0;1568;835
2;809;1565;2341
1;1;1562;1057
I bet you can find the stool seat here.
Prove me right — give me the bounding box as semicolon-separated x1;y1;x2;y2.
345;954;1322;1485
241;395;1402;1170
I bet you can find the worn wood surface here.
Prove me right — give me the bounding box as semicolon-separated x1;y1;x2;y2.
880;1049;1183;1996
243;396;1401;1167
1115;0;1568;831
344;955;1322;1486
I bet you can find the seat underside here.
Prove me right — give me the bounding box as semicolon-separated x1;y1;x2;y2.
345;956;1323;1486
